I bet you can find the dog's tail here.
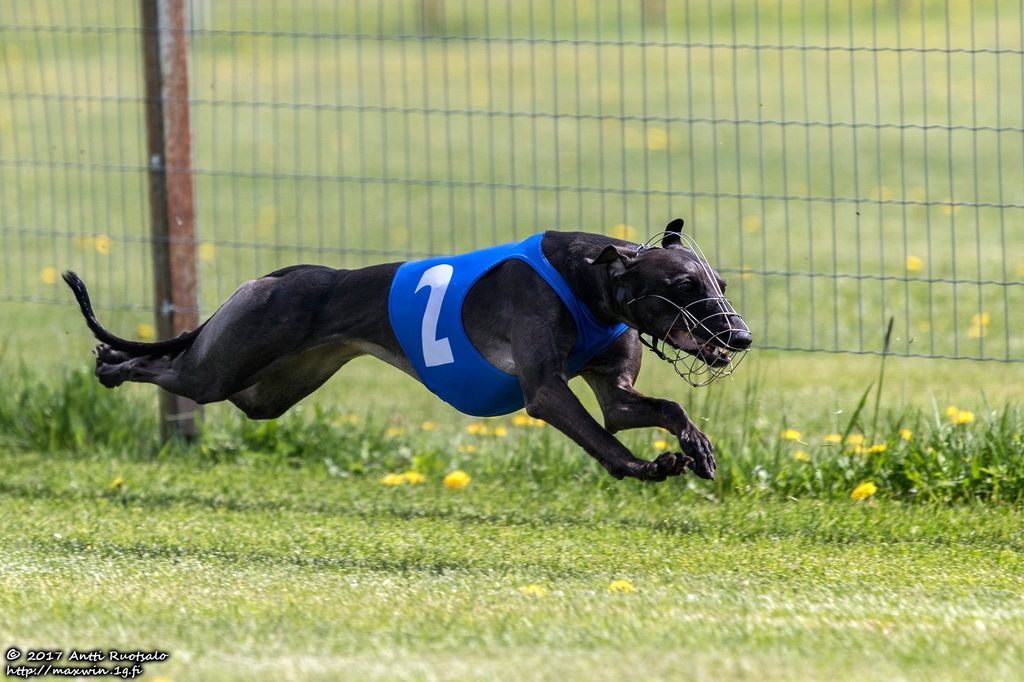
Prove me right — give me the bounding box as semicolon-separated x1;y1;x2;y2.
62;271;204;359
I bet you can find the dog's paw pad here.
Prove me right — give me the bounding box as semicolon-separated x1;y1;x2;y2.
653;451;689;478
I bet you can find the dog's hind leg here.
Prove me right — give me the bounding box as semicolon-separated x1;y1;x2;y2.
227;343;362;420
92;266;353;404
94;348;173;388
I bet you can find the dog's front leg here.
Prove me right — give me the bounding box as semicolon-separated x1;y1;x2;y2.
589;384;716;480
514;337;688;482
521;377;689;481
580;335;716;479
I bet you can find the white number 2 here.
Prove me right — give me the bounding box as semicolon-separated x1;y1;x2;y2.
415;264;456;367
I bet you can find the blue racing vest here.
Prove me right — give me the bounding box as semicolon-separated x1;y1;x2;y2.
388;233;629;417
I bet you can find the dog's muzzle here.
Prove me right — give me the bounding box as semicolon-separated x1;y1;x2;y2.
630;293;750;387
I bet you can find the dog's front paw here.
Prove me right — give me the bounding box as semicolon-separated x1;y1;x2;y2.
603;453;688;482
637;451;692;482
679;428;716;480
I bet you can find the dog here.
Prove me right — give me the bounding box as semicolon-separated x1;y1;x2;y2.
64;218;751;482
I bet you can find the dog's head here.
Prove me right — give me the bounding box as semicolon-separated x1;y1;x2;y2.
591;218;751;383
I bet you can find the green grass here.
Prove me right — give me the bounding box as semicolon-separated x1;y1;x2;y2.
0;360;1020;682
3;362;1024;504
2;448;1024;681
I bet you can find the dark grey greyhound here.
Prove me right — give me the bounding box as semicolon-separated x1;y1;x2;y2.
63;219;751;482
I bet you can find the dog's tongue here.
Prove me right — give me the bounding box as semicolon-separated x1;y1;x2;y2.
666;329;700;353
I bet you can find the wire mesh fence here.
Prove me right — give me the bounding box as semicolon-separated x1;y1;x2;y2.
2;0;1022;362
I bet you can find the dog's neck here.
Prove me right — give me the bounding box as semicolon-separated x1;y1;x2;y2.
541;231;633;327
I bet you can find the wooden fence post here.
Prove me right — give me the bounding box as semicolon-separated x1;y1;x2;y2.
140;0;201;440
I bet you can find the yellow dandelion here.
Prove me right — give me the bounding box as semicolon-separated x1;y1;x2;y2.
905;255;924;273
781;428;802;442
969;312;990;328
109;477;124;491
645;127;668;151
824;433;843;444
529;417;546;428
793;449;811;462
400;471;426;485
900;428;913;441
421;420;437;431
607;579;635;594
136;323;155;340
653;439;670;450
946;405;961;420
743;215;761;233
443;470;471;489
466;422;489;435
609;223;637;240
846;433;865;446
457;444;479;454
512;414;531;427
385;426;405;438
518;584;547;597
493;425;508;438
868;443;888;454
968;324;987;339
852;445;867;455
740;264;754;281
336;414;358;426
94;234;111;255
40;266;58;284
955;410;975;425
850;481;878;501
380;473;405;486
198;242;217;262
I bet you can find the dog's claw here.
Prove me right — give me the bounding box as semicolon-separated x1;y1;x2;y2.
679;428;716;480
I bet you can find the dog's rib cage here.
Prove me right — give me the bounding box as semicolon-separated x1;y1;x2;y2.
1;1;1022;364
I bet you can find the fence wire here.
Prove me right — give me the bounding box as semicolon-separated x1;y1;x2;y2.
1;0;1022;362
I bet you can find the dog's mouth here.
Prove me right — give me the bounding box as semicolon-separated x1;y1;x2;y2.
665;329;734;368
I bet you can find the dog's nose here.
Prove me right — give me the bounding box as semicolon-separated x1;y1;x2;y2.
727;328;752;350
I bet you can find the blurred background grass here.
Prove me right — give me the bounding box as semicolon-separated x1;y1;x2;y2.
1;0;1023;431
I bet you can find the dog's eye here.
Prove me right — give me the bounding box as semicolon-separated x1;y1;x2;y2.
678;278;698;294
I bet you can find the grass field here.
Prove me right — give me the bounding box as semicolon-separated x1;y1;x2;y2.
3;448;1024;681
0;352;1021;679
3;2;1024;680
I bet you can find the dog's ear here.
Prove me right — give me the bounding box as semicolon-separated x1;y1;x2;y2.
662;218;685;248
590;244;636;278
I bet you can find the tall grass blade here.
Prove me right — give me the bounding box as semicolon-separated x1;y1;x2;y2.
870;317;895;441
